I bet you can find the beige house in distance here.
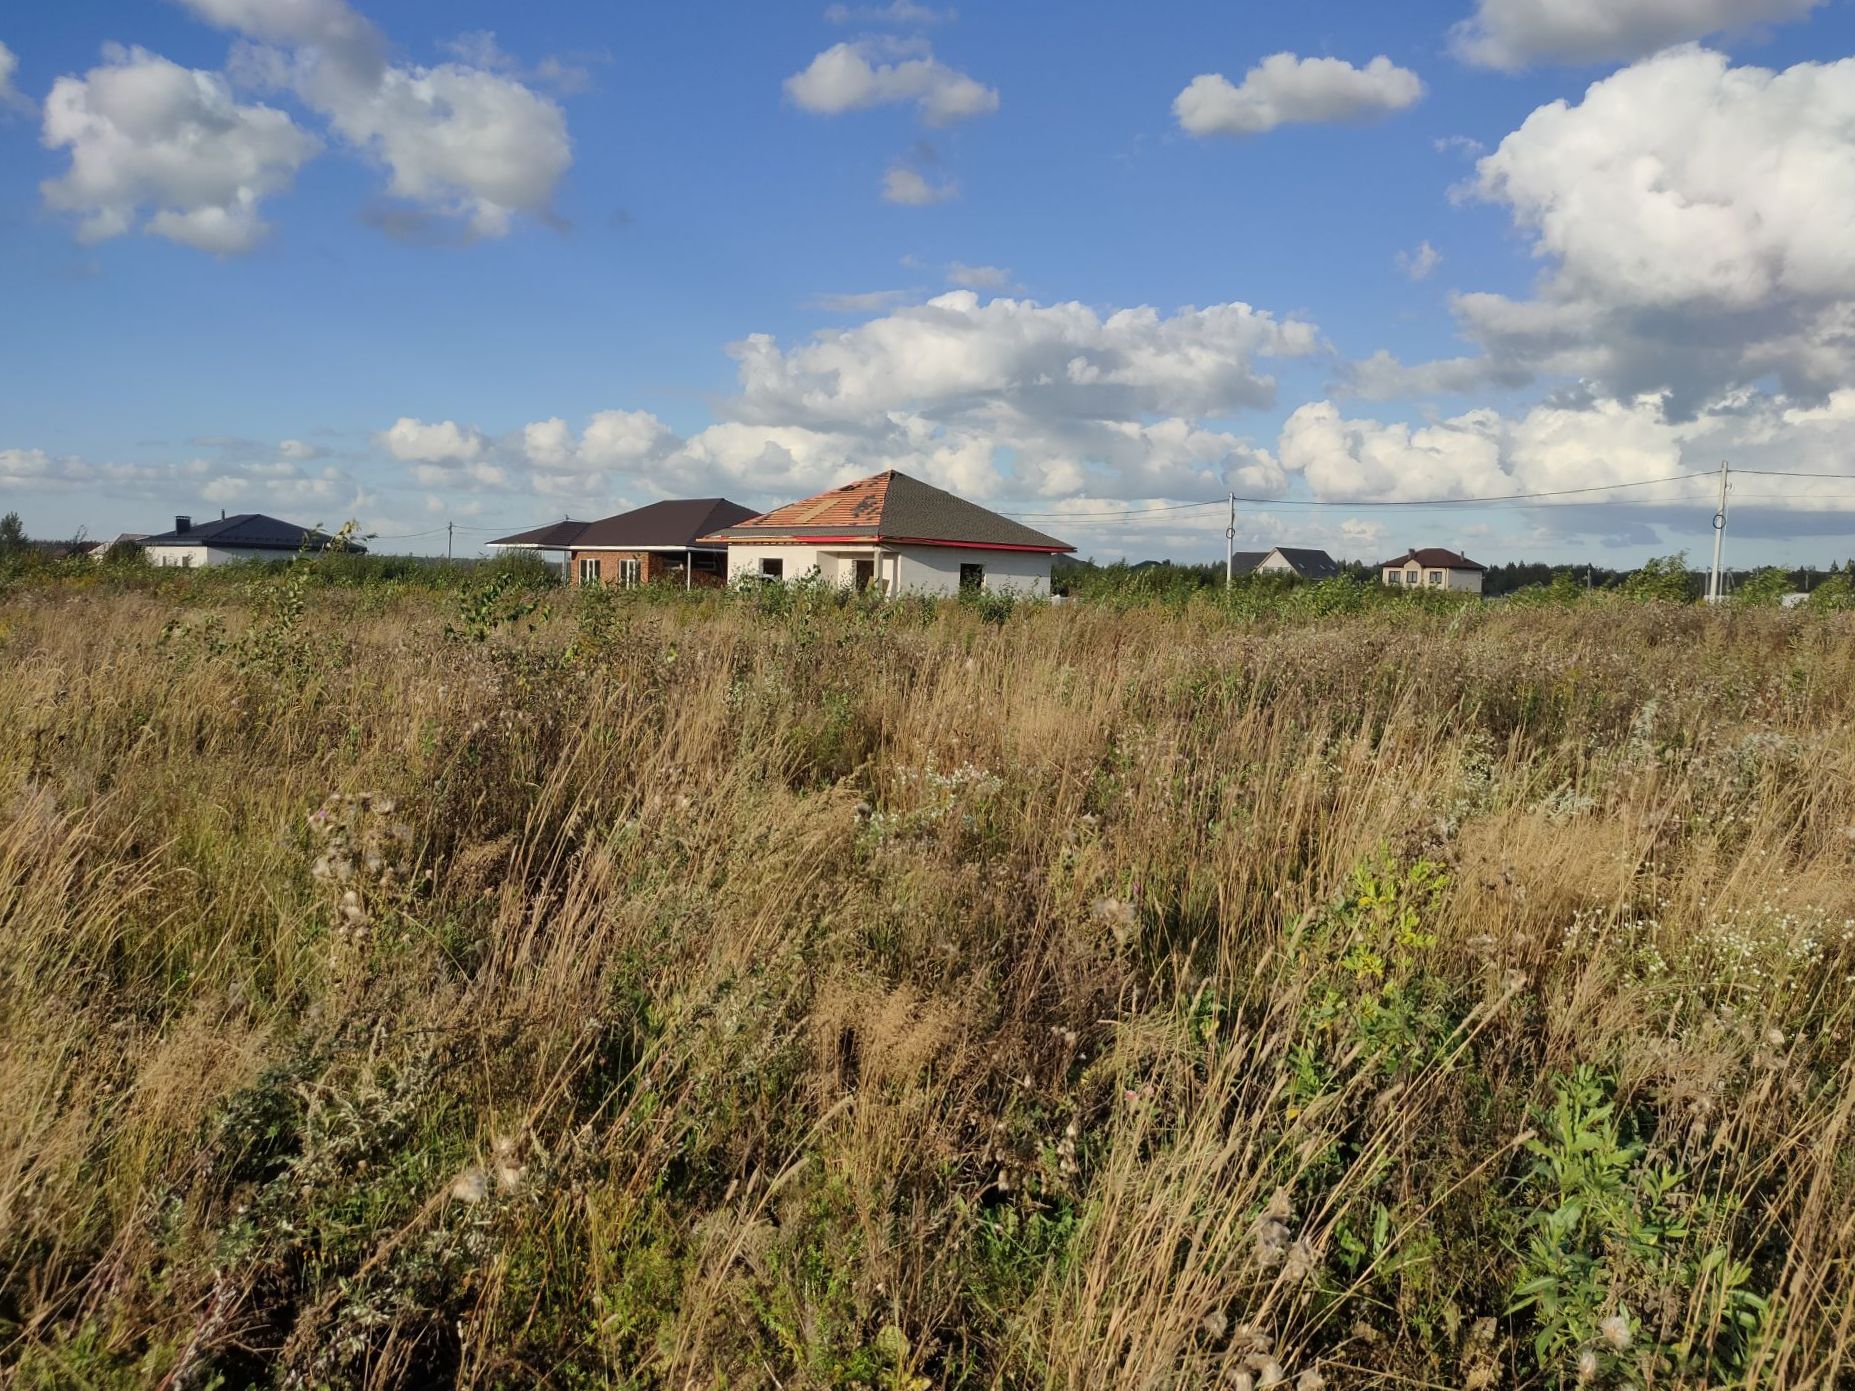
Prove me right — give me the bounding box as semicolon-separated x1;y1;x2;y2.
1381;547;1486;594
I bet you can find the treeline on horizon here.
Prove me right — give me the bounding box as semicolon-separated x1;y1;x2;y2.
1052;554;1854;603
2;510;1850;606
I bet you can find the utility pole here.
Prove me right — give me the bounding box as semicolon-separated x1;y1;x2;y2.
447;520;454;560
1707;461;1729;603
1225;493;1236;588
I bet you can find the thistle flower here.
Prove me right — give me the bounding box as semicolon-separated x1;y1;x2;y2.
1295;1370;1324;1391
1281;1239;1316;1283
492;1134;526;1193
1253;1188;1293;1267
449;1166;490;1203
1092;896;1139;945
1575;1348;1598;1384
1599;1313;1630;1351
1201;1308;1228;1340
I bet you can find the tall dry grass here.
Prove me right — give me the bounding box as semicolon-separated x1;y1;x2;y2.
1;574;1853;1389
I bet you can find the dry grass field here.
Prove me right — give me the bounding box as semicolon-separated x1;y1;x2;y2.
2;564;1854;1389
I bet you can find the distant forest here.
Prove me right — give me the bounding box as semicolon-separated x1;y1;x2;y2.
1054;555;1855;598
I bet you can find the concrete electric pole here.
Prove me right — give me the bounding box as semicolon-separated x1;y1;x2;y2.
1707;461;1729;603
1225;494;1236;588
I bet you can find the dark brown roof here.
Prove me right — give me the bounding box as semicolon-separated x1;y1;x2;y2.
490;500;757;551
489;519;590;548
700;471;1073;552
1381;547;1485;571
573;499;758;549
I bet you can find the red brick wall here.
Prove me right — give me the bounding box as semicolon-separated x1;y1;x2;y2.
569;550;727;589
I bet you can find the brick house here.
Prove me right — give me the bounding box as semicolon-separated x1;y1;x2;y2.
490;498;757;589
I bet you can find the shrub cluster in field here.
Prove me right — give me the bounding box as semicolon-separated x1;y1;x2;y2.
2;562;1854;1389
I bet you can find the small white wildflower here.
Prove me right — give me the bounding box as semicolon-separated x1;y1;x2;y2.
1576;1348;1598;1383
1599;1313;1631;1351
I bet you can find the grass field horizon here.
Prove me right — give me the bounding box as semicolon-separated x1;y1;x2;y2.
3;563;1853;1389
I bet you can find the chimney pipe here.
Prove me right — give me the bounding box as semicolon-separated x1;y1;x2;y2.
175;515;192;533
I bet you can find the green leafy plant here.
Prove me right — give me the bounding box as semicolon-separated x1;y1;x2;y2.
1511;1067;1771;1386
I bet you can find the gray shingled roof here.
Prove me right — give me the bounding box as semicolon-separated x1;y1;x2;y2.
1267;547;1341;579
138;514;362;553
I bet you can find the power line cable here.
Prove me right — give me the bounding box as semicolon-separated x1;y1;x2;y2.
362;525;449;540
1001;468;1720;521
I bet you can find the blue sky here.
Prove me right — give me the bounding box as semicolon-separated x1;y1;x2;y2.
5;0;1855;565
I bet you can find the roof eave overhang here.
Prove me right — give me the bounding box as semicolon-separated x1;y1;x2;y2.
569;542;729;553
699;532;1071;554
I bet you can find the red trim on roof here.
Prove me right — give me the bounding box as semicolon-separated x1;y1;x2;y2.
702;533;1072;553
880;536;1074;553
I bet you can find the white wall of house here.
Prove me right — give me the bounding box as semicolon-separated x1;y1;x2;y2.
146;545;289;568
894;545;1051;596
725;545;845;586
1255;550;1297;575
725;543;1053;596
1382;565;1483;594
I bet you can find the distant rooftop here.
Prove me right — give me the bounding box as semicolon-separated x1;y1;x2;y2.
139;514;362;554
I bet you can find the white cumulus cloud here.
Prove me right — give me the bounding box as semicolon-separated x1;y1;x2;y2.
882;164;957;204
824;1;955;23
0;39;32;115
1397;241;1443;281
785;40;998;125
1467;47;1855;413
1175;53;1424;137
179;0;571;238
379;417;486;463
39;44;320;253
947;261;1013;289
727;291;1321;427
365;291;1321;514
1360;48;1855;419
1452;0;1825;71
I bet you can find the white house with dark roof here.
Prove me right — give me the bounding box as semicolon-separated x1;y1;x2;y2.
138;514;361;567
700;470;1073;597
1254;546;1341;580
1381;547;1486;593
